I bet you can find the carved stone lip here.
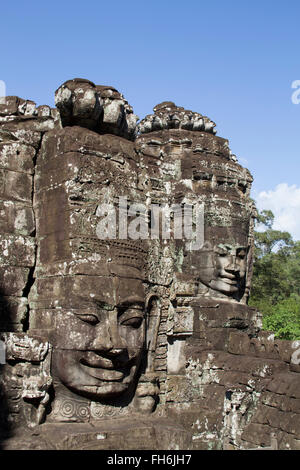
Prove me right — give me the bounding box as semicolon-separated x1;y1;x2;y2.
80;363;125;382
219;277;238;285
80;351;129;369
81;354;115;369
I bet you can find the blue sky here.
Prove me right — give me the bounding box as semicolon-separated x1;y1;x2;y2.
1;0;300;238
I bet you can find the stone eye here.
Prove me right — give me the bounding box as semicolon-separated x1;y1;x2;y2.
216;250;227;256
121;316;143;328
119;305;145;329
75;313;99;325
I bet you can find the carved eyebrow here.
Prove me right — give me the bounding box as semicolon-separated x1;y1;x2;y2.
168;138;192;145
217;244;232;251
95;301;115;311
147;140;163;146
92;298;145;311
119;296;145;307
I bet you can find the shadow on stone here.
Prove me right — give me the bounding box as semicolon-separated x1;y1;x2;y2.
0;288;13;449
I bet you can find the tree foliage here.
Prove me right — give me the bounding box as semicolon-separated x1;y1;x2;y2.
248;208;300;340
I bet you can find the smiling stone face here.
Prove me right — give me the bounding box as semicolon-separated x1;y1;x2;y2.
209;243;247;294
29;99;149;409
51;274;146;400
196;241;248;300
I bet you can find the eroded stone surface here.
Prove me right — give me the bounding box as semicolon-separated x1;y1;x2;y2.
0;83;299;450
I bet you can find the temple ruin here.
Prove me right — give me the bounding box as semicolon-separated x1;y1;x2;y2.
0;79;299;450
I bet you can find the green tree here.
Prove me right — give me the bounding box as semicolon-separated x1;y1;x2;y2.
249;208;300;340
262;294;300;340
253;209;293;257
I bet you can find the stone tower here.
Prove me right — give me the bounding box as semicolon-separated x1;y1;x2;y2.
0;80;299;450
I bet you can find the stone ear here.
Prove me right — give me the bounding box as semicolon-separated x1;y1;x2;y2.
145;293;157;312
144;296;161;373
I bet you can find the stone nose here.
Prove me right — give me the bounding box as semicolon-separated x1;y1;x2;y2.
90;314;126;354
224;255;239;273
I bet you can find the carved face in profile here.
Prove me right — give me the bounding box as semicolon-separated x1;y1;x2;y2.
51;274;146;400
197;241;247;298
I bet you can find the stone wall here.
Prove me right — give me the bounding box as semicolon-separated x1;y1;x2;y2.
0;79;299;450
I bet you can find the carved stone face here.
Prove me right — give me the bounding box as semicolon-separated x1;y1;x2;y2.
137;136;192;160
51;275;146;400
197;242;247;297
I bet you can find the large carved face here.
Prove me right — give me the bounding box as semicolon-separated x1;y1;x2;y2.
51;274;146;400
197;241;247;298
32;121;148;402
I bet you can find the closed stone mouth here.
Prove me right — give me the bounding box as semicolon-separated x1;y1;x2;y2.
220;277;238;285
80;362;125;381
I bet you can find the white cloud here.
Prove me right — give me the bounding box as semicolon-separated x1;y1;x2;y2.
256;183;300;241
